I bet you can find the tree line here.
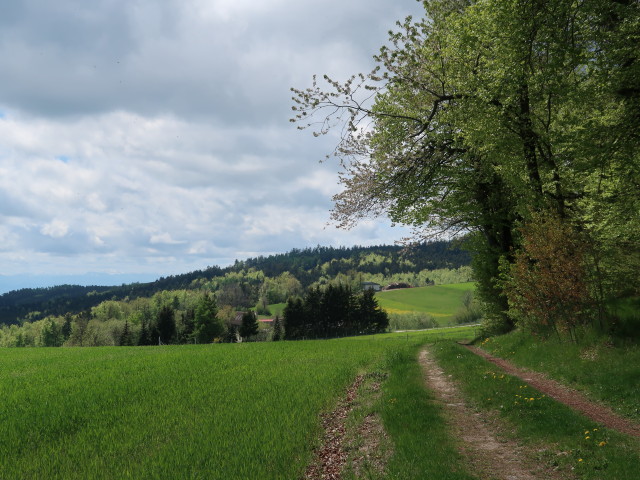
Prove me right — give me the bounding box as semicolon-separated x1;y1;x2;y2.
283;286;389;339
0;241;470;326
0;274;392;347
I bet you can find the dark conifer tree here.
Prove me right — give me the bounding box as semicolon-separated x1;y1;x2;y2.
272;314;283;341
180;308;195;343
194;292;224;343
138;317;153;346
61;313;72;340
283;297;304;340
119;319;133;346
157;305;176;344
239;310;259;340
357;289;389;334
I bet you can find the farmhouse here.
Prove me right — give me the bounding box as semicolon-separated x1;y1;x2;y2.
383;282;412;290
361;281;382;292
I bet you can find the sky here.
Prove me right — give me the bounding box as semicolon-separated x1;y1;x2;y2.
0;0;425;292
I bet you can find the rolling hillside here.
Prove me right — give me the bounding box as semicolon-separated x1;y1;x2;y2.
375;283;475;324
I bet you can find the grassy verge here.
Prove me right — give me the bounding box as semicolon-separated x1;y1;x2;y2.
480;331;640;421
432;341;640;480
376;344;476;479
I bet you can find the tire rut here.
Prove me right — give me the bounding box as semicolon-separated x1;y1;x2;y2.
420;347;567;480
464;345;640;438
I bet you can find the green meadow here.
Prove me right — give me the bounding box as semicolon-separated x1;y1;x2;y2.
0;329;474;480
375;283;475;325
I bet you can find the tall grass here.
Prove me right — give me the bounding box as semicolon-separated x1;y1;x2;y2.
0;341;387;479
0;328;481;479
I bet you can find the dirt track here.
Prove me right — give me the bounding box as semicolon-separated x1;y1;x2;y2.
464;345;640;438
420;347;566;480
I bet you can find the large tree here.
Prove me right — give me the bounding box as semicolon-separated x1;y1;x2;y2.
292;0;639;331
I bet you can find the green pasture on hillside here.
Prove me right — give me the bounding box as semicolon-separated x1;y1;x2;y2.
0;329;474;480
375;283;475;323
259;302;285;319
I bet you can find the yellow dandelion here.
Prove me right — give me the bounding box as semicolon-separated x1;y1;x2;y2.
584;430;590;435
598;441;607;447
578;458;583;462
585;436;591;440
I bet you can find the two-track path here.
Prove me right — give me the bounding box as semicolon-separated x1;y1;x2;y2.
307;344;640;479
420;347;565;480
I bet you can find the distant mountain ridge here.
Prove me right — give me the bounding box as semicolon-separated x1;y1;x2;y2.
0;241;470;325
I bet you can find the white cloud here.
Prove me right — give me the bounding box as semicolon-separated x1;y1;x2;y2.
40;220;69;238
0;0;422;286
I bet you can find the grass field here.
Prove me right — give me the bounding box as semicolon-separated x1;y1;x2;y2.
0;328;477;479
375;283;475;326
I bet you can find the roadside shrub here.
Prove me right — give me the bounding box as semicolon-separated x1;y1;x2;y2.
503;211;595;341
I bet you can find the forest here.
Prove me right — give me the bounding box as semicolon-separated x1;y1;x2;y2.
0;241;468;326
0;241;471;347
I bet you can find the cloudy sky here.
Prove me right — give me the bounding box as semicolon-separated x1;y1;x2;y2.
0;0;424;292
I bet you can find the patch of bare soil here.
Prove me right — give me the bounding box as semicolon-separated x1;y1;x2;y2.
420;348;568;480
465;345;640;439
347;378;392;479
304;375;365;480
349;412;388;478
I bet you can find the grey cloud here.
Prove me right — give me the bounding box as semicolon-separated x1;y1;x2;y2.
0;0;423;122
0;0;420;282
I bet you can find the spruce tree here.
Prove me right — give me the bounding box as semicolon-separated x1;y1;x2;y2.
120;319;133;346
61;313;73;340
157;305;176;344
239;310;259;340
194;292;224;343
272;315;283;341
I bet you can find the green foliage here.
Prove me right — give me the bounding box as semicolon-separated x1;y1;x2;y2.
194;292;223;343
284;285;389;340
0;242;470;326
271;315;284;341
239;310;259;340
504;211;595;341
119;319;134;346
292;0;640;341
254;297;271;316
41;318;63;347
156;305;176;344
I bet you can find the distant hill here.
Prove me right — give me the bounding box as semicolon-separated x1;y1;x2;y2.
0;241;470;325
